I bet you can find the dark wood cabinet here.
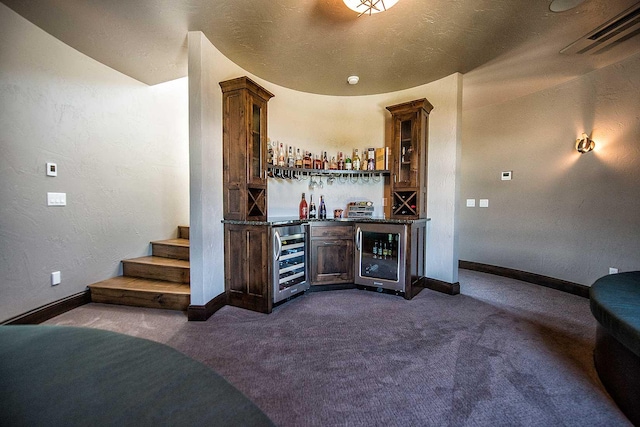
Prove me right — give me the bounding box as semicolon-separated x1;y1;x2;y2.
309;223;354;285
386;99;433;219
224;223;272;313
220;77;274;221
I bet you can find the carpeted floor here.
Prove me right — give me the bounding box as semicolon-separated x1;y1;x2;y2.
45;269;631;426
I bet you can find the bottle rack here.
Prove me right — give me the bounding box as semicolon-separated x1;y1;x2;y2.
268;165;389;185
392;191;418;217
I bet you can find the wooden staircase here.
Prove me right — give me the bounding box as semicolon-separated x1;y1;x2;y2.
88;226;191;311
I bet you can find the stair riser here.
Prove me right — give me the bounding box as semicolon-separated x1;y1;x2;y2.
152;243;189;261
178;226;190;240
90;288;189;311
123;263;189;284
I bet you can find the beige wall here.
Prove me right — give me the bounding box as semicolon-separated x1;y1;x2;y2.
460;52;640;286
0;4;189;322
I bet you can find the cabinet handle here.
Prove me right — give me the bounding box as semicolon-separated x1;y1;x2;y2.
274;232;282;261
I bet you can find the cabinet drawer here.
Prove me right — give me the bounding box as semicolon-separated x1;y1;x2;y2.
310;224;353;239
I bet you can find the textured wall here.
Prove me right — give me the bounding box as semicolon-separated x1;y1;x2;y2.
460;52;640;286
0;5;189;322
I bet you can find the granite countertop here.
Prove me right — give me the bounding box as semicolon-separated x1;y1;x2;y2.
222;217;430;226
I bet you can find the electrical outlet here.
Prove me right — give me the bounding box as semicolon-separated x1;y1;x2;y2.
51;271;61;286
466;199;476;207
609;267;618;274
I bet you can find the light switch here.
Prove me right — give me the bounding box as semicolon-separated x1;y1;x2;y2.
501;171;512;181
47;192;67;206
51;271;61;286
466;199;476;207
479;199;489;208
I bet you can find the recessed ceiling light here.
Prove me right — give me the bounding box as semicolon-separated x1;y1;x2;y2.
347;75;360;85
550;0;587;12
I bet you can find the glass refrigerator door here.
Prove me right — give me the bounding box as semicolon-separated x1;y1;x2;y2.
359;231;400;281
277;233;306;291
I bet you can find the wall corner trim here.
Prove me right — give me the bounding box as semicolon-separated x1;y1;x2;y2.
187;292;227;321
459;260;589;298
1;290;91;325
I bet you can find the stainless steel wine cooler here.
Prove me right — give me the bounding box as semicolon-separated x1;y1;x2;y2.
354;223;407;293
272;224;309;303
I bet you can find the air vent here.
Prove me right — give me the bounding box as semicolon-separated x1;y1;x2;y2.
561;2;640;54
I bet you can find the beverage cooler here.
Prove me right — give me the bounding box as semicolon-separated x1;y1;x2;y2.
354;223;407;293
272;224;309;303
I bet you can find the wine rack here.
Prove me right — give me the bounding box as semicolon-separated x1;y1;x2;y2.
392;190;418;218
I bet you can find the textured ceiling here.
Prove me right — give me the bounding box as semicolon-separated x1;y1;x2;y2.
3;0;640;100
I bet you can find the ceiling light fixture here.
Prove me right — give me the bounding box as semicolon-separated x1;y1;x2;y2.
576;133;595;154
343;0;399;16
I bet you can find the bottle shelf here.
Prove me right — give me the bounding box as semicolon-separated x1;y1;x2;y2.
268;165;389;183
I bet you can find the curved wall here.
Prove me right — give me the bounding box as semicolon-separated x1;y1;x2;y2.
460;52;640;286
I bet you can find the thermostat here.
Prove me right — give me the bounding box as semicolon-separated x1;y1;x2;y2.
46;163;58;177
501;171;512;181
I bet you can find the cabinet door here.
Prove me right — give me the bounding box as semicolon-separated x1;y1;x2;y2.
310;238;354;284
393;111;420;188
225;224;272;313
247;93;267;186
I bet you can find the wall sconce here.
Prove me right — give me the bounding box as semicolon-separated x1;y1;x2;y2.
576;133;595;154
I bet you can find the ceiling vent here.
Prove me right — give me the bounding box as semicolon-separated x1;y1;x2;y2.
561;2;640;54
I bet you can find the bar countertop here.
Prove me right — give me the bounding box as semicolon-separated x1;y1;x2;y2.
222;217;431;226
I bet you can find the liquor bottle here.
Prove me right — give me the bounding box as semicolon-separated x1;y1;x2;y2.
319;195;327;219
299;193;308;219
330;156;337;170
361;148;369;171
287;146;295;168
314;154;322;170
323;151;329;170
309;195;317;219
267;139;273;165
338;152;345;170
295;148;303;168
277;142;285;167
383;241;388;259
303;151;312;169
373;240;378;259
345;154;352;170
352;149;360;170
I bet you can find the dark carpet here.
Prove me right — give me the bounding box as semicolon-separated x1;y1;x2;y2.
46;270;631;426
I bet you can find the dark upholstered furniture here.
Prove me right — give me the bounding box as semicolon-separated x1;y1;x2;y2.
590;272;640;426
0;325;274;427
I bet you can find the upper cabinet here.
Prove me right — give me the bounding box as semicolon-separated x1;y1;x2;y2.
220;77;274;221
386;98;433;219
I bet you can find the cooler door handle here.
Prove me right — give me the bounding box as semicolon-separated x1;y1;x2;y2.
355;227;362;251
274;232;282;261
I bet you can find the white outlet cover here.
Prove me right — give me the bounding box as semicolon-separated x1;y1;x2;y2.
51;271;61;286
609;267;619;274
466;199;476;207
479;199;489;208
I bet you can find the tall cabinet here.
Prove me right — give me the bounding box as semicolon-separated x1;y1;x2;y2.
220;77;274;313
386;99;433;219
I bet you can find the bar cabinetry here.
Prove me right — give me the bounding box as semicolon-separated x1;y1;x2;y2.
309;223;354;285
386;98;433;219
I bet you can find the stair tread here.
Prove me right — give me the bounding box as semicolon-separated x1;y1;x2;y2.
151;238;190;247
89;276;190;295
122;256;189;268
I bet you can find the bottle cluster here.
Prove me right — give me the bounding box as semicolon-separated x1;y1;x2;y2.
299;193;326;220
268;141;382;171
372;234;398;261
